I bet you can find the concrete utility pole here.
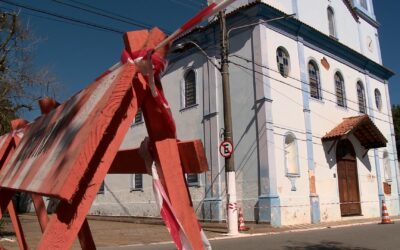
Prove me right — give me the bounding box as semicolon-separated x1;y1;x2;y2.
219;10;238;235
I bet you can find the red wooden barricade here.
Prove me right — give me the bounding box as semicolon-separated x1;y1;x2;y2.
0;28;208;249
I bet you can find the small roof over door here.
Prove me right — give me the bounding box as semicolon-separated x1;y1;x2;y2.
322;115;387;149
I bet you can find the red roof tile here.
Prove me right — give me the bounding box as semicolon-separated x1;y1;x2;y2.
322;115;387;149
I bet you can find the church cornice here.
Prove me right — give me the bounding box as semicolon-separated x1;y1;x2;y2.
170;2;394;81
353;7;380;28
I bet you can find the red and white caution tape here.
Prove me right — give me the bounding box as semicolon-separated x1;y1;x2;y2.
96;0;238;82
154;0;237;52
228;202;237;211
151;164;211;250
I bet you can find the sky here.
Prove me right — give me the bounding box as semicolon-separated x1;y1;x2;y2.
0;0;398;120
374;0;400;106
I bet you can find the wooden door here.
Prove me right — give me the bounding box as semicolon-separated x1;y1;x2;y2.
337;160;361;216
337;140;361;216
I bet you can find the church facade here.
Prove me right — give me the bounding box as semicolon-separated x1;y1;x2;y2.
91;0;398;227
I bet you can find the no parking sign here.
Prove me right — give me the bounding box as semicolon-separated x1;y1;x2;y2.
219;140;233;158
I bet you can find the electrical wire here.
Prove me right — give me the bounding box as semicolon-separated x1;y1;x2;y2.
168;0;202;11
186;0;207;8
0;6;103;32
229;55;395;126
51;0;171;33
0;0;125;34
174;42;395;142
229;60;339;125
231;54;393;124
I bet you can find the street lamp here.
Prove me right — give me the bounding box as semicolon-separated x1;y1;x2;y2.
174;41;221;71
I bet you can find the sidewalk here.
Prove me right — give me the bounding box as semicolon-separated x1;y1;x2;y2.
0;213;398;249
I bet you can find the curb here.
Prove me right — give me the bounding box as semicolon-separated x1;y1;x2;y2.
98;217;400;249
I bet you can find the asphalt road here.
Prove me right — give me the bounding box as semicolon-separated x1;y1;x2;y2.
101;223;399;250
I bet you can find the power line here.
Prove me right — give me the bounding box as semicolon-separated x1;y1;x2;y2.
0;6;104;32
173;42;394;127
186;0;207;8
230;60;339;125
52;0;171;33
230;59;395;129
168;0;202;11
230;55;394;126
231;54;388;116
0;0;125;34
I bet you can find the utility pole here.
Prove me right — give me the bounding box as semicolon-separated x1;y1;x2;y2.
219;10;238;235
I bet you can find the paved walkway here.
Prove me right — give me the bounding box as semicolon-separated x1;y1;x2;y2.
0;213;398;249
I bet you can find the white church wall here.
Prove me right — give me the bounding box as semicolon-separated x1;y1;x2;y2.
90;56;209;218
296;0;361;53
358;18;380;63
263;27;312;225
228;28;262;220
89;1;397;226
262;0;294;14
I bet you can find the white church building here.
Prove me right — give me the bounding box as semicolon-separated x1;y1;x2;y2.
91;0;398;227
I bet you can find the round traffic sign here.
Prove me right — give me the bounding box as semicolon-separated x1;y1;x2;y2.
219;140;233;158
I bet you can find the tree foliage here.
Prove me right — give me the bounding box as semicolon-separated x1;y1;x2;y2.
392;104;400;159
0;11;58;135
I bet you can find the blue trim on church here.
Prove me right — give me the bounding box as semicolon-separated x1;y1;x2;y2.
170;2;393;81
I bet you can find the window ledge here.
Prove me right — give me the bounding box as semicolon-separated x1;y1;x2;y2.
130;188;144;192
336;105;348;111
180;103;199;112
188;183;201;188
310;97;324;104
286;173;300;178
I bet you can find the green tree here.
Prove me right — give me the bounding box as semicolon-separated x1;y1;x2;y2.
392;104;400;159
1;11;58;135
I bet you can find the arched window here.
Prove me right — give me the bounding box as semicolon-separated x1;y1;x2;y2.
327;7;336;37
308;61;321;99
360;0;369;10
184;69;196;107
374;89;382;111
335;72;346;107
284;133;300;176
276;47;290;77
357;81;366;114
383;151;392;182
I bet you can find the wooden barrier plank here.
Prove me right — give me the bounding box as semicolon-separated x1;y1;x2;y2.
31;194;48;232
0;134;12;168
109;147;146;174
0;64;136;201
7;201;28;250
178;140;209;174
6;121;94;249
36;63;138;249
0;27;210;249
109;140;209;174
78;219;96;250
0;189;15;222
155;139;204;250
0;133;29;250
